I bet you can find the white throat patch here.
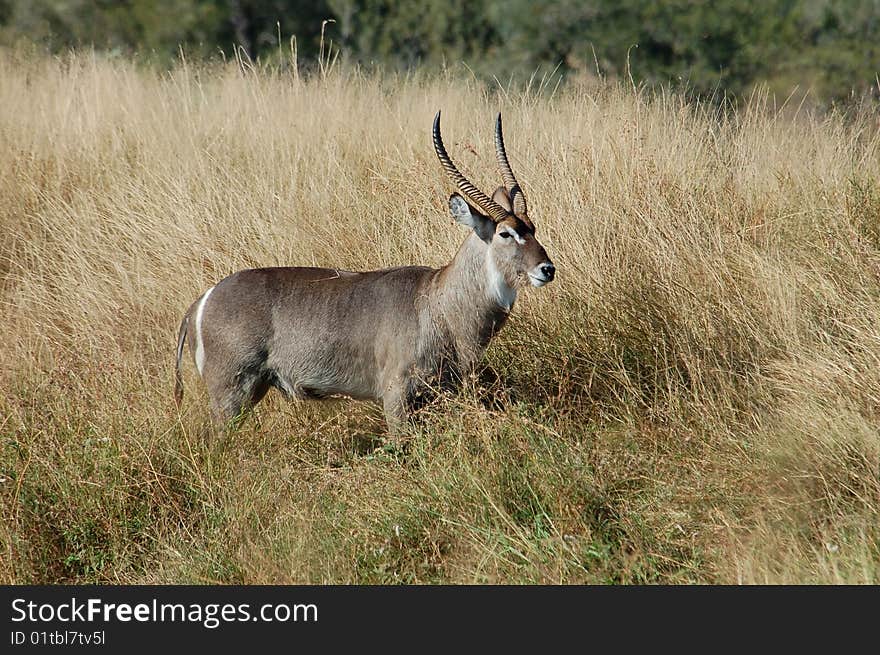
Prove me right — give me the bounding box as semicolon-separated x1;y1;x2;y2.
486;250;517;311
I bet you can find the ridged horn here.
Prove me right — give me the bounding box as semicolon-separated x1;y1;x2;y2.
433;111;509;223
494;113;528;219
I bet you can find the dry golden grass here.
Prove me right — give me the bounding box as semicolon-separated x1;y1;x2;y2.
1;49;878;583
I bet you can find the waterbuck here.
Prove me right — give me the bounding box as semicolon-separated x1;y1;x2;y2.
174;112;556;430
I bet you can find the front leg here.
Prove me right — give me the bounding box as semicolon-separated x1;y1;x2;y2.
381;373;433;437
381;382;410;437
380;365;443;437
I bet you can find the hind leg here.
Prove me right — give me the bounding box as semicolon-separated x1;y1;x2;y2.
207;373;271;430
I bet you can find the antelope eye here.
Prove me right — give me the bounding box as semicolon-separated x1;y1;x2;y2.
499;231;512;239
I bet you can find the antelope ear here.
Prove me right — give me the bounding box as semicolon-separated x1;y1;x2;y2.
491;186;513;213
449;194;495;243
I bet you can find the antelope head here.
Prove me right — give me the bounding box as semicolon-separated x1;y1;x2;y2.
433;111;556;306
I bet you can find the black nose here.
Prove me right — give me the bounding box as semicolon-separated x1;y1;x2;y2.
541;263;556;280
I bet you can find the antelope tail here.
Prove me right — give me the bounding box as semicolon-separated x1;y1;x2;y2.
174;313;189;407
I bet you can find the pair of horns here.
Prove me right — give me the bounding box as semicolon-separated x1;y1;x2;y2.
433;111;529;223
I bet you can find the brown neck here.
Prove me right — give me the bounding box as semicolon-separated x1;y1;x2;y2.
429;232;513;368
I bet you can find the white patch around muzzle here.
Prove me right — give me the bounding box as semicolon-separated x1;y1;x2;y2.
528;264;554;287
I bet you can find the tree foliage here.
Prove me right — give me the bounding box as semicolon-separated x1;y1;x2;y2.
1;0;878;101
